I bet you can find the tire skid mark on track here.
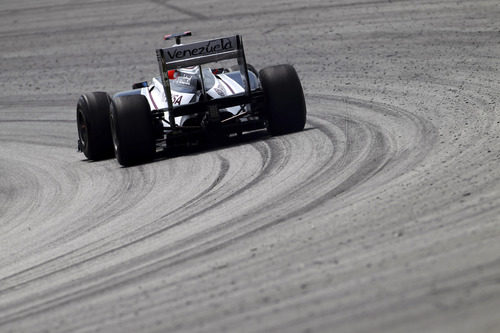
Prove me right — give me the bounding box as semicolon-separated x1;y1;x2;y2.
0;138;73;149
0;160;162;290
0;142;268;300
0;147;253;300
85;137;298;267
0;94;436;325
0;0;128;17
0;159;42;232
0;0;413;40
0;126;317;325
156;154;231;218
0;153;68;230
149;0;208;20
95;140;273;242
0;147;269;324
0;119;74;123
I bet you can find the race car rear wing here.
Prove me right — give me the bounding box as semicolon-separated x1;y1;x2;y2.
155;34;252;128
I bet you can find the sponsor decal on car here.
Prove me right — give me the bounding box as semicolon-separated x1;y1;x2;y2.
213;86;226;97
163;36;237;62
175;75;193;86
172;94;183;105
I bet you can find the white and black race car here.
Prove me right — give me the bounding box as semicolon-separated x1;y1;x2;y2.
76;32;306;166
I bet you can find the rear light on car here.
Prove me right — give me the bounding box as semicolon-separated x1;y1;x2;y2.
168;70;178;80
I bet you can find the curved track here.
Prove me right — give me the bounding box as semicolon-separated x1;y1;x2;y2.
1;1;500;332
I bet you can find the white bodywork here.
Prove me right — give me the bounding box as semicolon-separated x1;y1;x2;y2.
141;69;245;126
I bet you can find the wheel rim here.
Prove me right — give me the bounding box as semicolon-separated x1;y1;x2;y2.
109;109;120;160
77;109;88;148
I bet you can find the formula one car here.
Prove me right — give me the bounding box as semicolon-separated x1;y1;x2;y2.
76;32;306;166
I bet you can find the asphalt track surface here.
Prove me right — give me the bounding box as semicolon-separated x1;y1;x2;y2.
1;1;500;332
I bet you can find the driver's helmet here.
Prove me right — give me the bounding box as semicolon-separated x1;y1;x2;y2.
169;66;216;92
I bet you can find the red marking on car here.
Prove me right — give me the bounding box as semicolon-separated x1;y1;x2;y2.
168;70;177;80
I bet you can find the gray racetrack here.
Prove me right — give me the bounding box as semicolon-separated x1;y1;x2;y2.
1;1;500;332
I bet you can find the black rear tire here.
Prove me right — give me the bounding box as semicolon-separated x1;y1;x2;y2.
110;94;155;166
259;64;306;135
76;92;114;160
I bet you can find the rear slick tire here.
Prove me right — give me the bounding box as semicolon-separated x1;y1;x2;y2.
259;64;306;136
110;94;155;166
76;92;114;160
